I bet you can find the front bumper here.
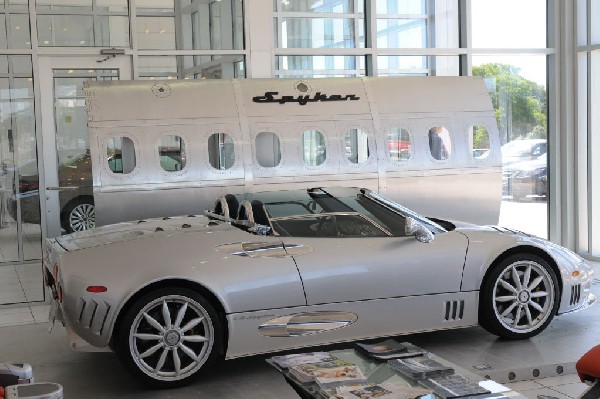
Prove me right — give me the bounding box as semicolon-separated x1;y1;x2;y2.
561;292;597;315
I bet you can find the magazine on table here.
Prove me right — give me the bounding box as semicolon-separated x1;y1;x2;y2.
355;340;428;360
418;374;491;398
324;382;433;399
289;359;365;383
270;352;338;369
388;357;455;380
314;365;369;389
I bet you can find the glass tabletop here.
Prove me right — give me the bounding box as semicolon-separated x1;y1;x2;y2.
266;342;526;399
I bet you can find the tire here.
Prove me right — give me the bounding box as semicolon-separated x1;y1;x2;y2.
61;196;95;233
115;287;223;388
479;254;559;339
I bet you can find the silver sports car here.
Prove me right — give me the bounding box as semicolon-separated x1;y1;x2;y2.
44;187;595;388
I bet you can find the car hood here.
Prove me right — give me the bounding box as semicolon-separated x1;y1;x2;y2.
55;214;233;251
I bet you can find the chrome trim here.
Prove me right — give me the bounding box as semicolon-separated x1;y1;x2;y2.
258;311;358;337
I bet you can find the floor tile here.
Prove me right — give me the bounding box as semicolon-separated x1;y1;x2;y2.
0;309;34;326
535;374;583;387
515;387;572;399
31;305;50;323
549;382;589;398
505;380;545;392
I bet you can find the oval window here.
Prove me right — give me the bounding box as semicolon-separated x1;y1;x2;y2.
158;135;186;171
208;133;235;170
387;128;411;161
345;129;370;164
428;126;451;160
107;136;135;174
470;125;490;159
256;132;282;167
302;130;326;166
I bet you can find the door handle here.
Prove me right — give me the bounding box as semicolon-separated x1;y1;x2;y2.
46;186;90;191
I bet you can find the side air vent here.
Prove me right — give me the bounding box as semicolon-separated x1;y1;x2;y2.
76;297;112;336
444;300;465;321
570;284;581;305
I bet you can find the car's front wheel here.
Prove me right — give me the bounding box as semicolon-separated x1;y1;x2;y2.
115;287;223;388
479;254;559;339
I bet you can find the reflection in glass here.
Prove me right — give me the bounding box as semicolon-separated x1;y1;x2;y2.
387;128;411;161
428;126;451;160
376;19;426;48
256;132;281;168
377;55;459;76
470;126;491;159
138;55;245;80
303;130;326;166
208;133;235;170
36;1;129;47
345;129;369;164
107;137;136;174
376;0;426;14
275;55;362;77
158;135;186;172
0;56;40;266
279;0;354;13
279;18;356;48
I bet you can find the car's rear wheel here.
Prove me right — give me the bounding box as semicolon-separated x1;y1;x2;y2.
479;254;559;339
115;287;223;388
61;196;95;233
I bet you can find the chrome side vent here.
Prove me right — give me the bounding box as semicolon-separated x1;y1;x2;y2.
570;284;581;305
444;300;465;321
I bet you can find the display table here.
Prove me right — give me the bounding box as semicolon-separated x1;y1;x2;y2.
267;343;527;399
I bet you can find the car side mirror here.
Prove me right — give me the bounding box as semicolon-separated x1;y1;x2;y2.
405;217;434;243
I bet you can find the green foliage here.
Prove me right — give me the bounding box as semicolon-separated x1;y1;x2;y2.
472;63;547;142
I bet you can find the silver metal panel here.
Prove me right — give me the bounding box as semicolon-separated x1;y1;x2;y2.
85;77;503;228
225;291;479;359
281;233;468;305
53;217;306;347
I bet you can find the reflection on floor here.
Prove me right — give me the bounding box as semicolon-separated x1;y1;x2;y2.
0;263;44;305
0;221;43;263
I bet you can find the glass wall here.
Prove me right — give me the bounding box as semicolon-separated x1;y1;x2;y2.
578;0;600;257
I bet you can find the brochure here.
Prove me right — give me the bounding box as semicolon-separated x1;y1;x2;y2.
388;357;455;380
356;340;428;361
270;352;338;369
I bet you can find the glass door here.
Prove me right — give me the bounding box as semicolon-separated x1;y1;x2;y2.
39;57;130;238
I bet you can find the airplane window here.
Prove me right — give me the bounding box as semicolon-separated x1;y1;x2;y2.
302;130;326;166
470;125;490;159
387;128;411;161
256;132;281;167
428;126;451;160
158;135;186;171
208;133;235;170
107;136;135;174
345;129;369;164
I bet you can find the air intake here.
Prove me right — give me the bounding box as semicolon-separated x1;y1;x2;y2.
444;300;465;321
570;284;581;305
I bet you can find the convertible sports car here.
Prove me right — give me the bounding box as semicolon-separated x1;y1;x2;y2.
44;187;595;388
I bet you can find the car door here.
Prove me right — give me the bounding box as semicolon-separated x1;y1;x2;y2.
278;216;468;305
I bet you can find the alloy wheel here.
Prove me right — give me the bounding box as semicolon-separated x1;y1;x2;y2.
69;203;96;231
492;260;555;333
129;295;214;382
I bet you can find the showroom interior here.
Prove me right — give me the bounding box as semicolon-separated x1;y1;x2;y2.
0;0;599;398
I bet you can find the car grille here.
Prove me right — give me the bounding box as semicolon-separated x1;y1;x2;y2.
76;298;112;336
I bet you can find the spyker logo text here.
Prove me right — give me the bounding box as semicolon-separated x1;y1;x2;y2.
233;314;275;321
253;91;360;105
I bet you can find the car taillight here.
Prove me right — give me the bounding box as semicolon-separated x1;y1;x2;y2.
53;264;59;282
86;286;107;293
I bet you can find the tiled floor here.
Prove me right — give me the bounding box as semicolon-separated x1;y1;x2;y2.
0;263;44;305
505;374;590;399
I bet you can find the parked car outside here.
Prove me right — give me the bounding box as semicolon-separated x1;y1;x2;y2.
8;152;94;233
501;139;547;167
503;153;547;200
45;187;595;388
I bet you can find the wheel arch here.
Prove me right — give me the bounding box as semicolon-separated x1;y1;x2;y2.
109;278;229;356
480;245;563;304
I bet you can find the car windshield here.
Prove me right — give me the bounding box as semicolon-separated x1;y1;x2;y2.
235;188;447;237
501;140;539;157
